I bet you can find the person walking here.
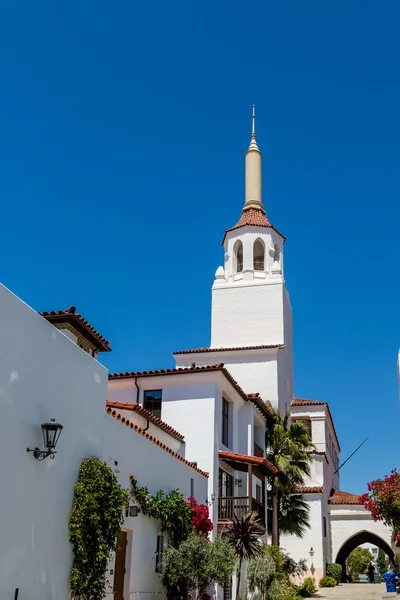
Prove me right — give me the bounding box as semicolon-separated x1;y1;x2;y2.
368;561;375;584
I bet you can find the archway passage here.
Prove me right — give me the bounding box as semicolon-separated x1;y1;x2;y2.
335;530;395;582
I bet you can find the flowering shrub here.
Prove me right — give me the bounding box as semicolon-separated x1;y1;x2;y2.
187;497;214;536
360;469;400;530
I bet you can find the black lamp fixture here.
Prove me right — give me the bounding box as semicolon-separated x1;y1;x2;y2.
309;547;314;558
27;418;63;461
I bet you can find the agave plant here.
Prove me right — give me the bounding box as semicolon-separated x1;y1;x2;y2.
222;511;266;600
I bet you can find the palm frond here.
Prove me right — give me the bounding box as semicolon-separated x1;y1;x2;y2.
222;511;265;560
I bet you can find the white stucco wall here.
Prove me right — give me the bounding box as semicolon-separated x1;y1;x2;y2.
0;284;109;600
174;349;281;409
104;413;208;600
0;283;209;600
280;495;325;583
329;505;392;564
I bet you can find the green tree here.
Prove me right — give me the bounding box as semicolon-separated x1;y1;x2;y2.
223;511;266;600
247;553;275;600
377;548;389;575
161;533;236;600
347;547;374;578
266;411;315;545
267;492;311;539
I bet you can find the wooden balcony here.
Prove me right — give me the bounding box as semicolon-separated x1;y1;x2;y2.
217;496;266;535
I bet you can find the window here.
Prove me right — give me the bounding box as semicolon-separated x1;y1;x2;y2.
273;244;280;263
143;390;162;418
323;516;327;538
253;239;265;271
219;469;233;497
234;240;243;273
222;397;229;446
190;478;195;498
256;483;262;503
155;535;164;573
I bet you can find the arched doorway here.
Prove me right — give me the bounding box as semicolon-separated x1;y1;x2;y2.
335;530;395;581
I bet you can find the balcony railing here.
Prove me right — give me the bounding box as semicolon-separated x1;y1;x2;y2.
253;442;264;458
218;496;266;526
218;496;249;521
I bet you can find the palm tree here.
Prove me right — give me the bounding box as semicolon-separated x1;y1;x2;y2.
223;511;266;600
267;491;311;538
266;411;315;545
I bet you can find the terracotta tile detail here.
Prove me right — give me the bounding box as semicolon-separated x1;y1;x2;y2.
219;450;278;475
40;306;111;352
296;486;324;494
106;400;185;441
174;344;284;354
329;489;361;505
106;407;208;477
222;209;285;244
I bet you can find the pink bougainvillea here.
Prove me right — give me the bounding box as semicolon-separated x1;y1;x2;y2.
360;469;400;530
187;497;214;536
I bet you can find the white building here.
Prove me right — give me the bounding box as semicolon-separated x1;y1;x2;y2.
108;109;394;588
0;285;208;600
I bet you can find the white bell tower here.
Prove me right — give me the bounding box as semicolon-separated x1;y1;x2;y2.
210;107;293;412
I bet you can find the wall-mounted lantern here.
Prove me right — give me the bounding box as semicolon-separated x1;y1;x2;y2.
27;418;63;461
309;547;314;558
235;478;243;488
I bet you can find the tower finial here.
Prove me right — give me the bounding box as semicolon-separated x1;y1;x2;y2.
244;105;265;213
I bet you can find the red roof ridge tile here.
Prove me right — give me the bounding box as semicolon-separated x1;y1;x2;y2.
106;400;185;441
295;486;324;494
40;307;111;351
174;344;285;354
310;450;330;465
219;450;278;475
329;489;361;505
222;209;286;244
106;407;208;477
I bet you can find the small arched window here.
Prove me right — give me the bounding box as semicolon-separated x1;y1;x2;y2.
234;240;243;273
273;244;280;263
253;239;265;271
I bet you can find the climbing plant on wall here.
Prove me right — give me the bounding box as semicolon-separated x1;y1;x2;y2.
130;476;192;547
69;457;129;600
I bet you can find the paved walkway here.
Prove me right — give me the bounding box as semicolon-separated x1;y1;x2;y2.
314;583;387;599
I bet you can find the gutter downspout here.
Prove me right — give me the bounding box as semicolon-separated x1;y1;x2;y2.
134;376;140;404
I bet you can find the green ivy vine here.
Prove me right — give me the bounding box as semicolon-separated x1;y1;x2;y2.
130;476;191;547
69;457;129;600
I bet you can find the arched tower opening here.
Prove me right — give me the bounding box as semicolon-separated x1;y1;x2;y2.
335;530;395;581
253;239;265;271
233;240;243;273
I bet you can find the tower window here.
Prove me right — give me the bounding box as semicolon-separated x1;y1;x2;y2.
143;390;162;418
253;239;265;271
273;244;280;263
222;397;229;446
234;240;243;273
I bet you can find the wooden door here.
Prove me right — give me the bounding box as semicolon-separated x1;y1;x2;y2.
113;530;127;600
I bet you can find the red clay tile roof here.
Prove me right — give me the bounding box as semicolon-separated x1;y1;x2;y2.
222;209;286;244
219;450;278;475
106;406;208;477
174;344;284;354
296;486;324;494
110;364;273;421
329;489;361;505
40;306;111;352
310;451;330;464
106;401;185;441
247;393;275;420
291;398;341;452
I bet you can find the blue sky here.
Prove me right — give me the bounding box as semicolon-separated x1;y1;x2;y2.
0;1;399;493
